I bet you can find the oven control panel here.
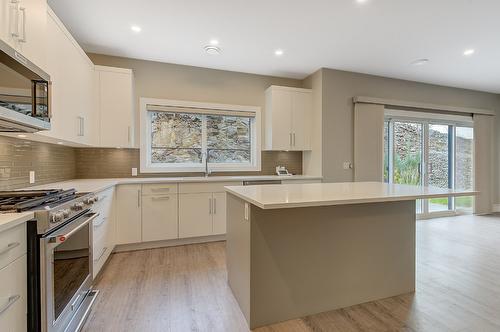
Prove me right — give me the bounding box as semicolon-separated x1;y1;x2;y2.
40;194;97;232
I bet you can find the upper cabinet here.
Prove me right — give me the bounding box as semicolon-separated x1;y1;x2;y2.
38;8;98;145
0;0;47;69
95;65;135;148
264;86;312;151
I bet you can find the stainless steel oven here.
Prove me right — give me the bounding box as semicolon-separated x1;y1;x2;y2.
40;211;98;332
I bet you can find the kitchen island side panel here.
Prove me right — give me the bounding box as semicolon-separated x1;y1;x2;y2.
226;193;251;324
249;200;416;329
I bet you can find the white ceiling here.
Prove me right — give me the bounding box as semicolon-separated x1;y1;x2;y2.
48;0;500;93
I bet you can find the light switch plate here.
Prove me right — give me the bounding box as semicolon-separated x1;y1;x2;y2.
132;168;138;176
29;171;35;184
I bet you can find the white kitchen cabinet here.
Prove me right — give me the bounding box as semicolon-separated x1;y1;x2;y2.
0;223;27;332
179;193;213;238
0;0;46;69
38;8;98;145
92;187;115;278
141;194;178;242
96;65;135;148
265;86;312;151
116;184;142;245
212;192;226;235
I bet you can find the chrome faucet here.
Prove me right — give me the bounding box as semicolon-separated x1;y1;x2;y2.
204;152;211;177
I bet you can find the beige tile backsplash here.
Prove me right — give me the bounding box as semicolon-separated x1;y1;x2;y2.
0;136;302;190
75;148;302;178
0;136;76;190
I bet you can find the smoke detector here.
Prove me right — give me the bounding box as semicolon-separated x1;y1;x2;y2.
204;45;221;55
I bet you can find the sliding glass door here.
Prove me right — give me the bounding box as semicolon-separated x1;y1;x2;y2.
384;116;474;217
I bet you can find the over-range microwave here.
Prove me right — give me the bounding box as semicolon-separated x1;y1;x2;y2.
0;38;51;132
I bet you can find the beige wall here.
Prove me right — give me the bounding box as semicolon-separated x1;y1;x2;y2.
318;68;500;202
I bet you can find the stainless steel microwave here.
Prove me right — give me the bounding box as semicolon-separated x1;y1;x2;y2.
0;38;51;132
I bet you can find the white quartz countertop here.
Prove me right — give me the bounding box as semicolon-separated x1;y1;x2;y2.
0;212;34;232
224;182;477;209
25;175;322;193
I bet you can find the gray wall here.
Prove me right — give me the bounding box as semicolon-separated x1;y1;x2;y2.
317;68;500;202
88;53;302;145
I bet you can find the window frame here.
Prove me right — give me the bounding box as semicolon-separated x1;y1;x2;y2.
140;98;261;173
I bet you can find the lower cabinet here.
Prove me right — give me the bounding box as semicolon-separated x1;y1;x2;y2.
142;194;178;242
178;193;213;238
178;191;227;238
92;187;115;278
212;192;227;235
115;184;142;245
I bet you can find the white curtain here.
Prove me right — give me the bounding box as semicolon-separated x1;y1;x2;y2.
353;103;385;182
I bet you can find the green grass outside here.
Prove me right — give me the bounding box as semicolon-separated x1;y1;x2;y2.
429;196;472;208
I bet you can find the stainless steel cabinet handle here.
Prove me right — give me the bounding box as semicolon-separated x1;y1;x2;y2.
93;217;107;228
94;247;108;262
209;198;212;214
151;187;170;192
289;133;292;146
0;242;20;255
9;1;19;38
0;295;20;316
137;190;141;207
213;197;217;214
152;196;170;201
293;133;296;147
18;6;26;42
77;116;84;136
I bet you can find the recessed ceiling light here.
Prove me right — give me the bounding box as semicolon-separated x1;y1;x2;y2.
17;134;27;138
356;0;369;3
274;49;284;56
410;58;430;66
209;39;219;46
204;45;221;55
131;25;141;33
463;49;475;56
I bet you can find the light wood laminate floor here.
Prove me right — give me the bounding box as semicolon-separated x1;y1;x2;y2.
82;214;500;332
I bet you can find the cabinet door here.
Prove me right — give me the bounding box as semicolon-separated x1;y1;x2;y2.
14;0;47;69
0;255;27;332
291;91;312;150
212;192;226;235
179;193;212;238
0;0;17;48
268;88;292;150
142;194;178;242
115;185;142;244
98;68;134;148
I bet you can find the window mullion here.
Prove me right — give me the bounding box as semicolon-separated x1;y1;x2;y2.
202;115;208;165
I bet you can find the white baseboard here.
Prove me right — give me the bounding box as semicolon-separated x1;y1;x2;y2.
113;234;226;253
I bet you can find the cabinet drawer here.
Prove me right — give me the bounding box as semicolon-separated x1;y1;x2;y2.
179;182;241;194
93;188;114;212
93;214;111;247
0;223;26;270
0;255;27;332
142;183;178;195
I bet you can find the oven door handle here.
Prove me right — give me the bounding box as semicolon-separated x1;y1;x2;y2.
48;212;99;244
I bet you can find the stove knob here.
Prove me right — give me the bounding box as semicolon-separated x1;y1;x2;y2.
51;211;65;223
92;196;99;203
62;209;70;218
84;196;97;205
72;202;84;211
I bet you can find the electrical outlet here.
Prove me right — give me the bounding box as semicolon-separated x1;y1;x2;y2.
29;171;35;184
343;162;353;170
132;168;138;176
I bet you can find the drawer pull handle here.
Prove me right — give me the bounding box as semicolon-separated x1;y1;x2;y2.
94;247;108;262
0;242;20;255
0;295;20;316
151;188;171;192
152;196;170;201
93;217;107;228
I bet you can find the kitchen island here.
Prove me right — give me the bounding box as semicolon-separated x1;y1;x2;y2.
224;182;476;329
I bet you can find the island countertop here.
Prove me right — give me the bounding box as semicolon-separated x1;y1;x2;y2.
224;181;477;209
